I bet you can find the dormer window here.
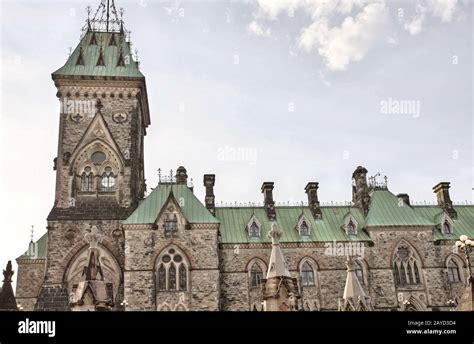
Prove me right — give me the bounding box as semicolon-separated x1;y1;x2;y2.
343;213;358;236
297;215;311;237
246;215;261;238
347;220;356;235
442;220;452;235
249;221;260;238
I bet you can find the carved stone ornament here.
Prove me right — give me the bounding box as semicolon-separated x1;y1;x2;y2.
65;228;76;240
112;112;128;124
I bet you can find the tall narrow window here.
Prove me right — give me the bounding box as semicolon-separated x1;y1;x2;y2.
249;221;260;238
158;265;166;291
407;263;414;284
400;264;407;285
393;263;400;285
301;261;315;286
355;261;364;285
250;263;263;288
168;264;176;290
179;264;187;291
413;261;421;284
447;259;461;283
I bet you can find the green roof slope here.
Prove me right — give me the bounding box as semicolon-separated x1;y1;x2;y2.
16;232;48;260
216;206;370;244
365;190;434;227
124;184;219;224
413;206;474;240
53;31;143;78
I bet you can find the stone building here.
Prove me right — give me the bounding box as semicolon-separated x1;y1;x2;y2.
14;1;474;312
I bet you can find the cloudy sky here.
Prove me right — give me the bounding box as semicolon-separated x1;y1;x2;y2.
0;0;472;281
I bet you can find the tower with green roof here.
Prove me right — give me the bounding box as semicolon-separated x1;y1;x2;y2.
23;0;150;311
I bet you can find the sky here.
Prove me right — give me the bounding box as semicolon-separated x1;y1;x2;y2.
0;0;472;286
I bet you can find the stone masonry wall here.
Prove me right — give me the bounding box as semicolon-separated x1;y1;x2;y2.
15;260;46;311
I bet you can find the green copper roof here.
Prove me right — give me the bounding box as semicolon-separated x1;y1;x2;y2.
413;206;474;241
123;184;219;224
53;31;143;78
216;206;370;244
365;190;434;227
16;232;48;260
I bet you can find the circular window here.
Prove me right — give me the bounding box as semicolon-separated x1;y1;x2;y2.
84;166;92;173
105;166;112;174
91;151;106;165
173;255;182;263
162;255;171;263
168;248;175;255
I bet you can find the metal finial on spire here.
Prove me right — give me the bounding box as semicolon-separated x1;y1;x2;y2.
30;225;34;243
157;168;162;180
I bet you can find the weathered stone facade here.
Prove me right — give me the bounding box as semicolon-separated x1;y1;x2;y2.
13;6;474;313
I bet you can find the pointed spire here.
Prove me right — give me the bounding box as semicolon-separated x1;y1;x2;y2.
0;261;17;310
266;223;290;279
339;257;373;311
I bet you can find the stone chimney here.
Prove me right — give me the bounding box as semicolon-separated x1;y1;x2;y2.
397;193;411;207
203;174;216;216
176;166;188;185
432;182;457;219
352;166;370;215
305;182;322;219
261;182;276;221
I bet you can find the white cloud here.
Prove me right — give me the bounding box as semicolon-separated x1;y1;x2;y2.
299;2;388;71
404;0;459;35
248;0;464;71
247;20;271;37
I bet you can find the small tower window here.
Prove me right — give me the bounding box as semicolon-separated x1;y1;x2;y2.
101;167;115;192
301;261;315;286
81;166;94;192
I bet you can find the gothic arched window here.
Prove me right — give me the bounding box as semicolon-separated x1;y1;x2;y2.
447;259;461;283
393;245;423;286
156;247;189;292
250;263;263;288
81;167;94;192
164;215;178;238
101;167;115;192
300;261;315;287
